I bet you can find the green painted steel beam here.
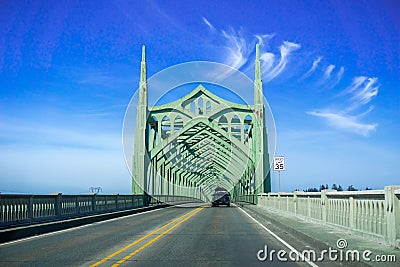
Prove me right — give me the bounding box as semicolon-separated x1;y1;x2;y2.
132;45;271;199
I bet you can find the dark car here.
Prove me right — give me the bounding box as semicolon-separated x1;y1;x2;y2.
211;187;230;207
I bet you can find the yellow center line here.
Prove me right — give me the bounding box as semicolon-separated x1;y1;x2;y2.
111;206;205;267
90;205;206;267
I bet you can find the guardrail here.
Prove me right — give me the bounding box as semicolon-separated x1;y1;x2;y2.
0;193;203;226
258;186;400;248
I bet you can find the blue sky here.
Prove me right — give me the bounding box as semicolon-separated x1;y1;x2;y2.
0;0;399;194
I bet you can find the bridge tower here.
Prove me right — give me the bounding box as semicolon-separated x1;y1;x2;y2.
254;44;271;193
132;45;148;194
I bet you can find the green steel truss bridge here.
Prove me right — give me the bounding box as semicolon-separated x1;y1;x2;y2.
132;45;271;201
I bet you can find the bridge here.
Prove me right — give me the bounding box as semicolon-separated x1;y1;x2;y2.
131;44;270;201
0;46;399;266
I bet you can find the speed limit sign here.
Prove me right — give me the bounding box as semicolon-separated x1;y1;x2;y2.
273;156;285;171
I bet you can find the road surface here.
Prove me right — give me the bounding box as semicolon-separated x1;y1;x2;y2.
0;203;306;266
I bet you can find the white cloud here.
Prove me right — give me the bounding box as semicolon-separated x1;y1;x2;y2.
336;66;345;83
254;34;274;47
202;18;299;82
307;75;379;137
221;29;251;70
307;110;377;137
322;64;335;81
260;52;275;72
356;105;375;118
201;25;255;80
200;18;379;140
302;56;322;79
202;17;215;31
344;76;368;94
327;66;345;88
352;77;379;105
263;41;301;82
342;76;379;112
317;64;345;88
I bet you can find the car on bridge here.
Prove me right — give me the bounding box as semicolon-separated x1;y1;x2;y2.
211;187;231;207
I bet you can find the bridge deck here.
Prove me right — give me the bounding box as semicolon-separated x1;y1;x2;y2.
0;204;398;266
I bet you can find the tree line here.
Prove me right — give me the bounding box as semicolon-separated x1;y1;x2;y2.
295;184;373;192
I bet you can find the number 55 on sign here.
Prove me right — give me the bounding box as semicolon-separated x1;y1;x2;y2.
273;156;285;171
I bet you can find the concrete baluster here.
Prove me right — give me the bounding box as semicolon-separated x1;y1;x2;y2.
92;194;96;211
278;193;281;210
55;193;62;216
384;186;400;247
28;195;34;220
293;191;298;216
286;196;289;212
349;197;355;229
75;196;80;214
367;200;372;233
321;190;328;224
115;194;119;209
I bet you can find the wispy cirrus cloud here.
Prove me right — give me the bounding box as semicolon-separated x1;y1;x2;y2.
200;17;378;138
254;34;274;47
202;17;300;82
322;64;336;81
306;110;377;137
345;76;379;110
329;66;345;88
262;41;301;82
336;67;345;82
220;29;252;70
202;17;258;79
202;17;216;31
302;57;344;88
302;56;322;79
260;52;275;73
201;17;252;70
307;76;379;136
316;64;345;88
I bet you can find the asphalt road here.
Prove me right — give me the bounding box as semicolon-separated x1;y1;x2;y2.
0;203;306;267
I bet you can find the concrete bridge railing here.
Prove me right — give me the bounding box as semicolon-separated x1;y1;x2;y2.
258;186;400;249
0;194;148;225
0;193;202;226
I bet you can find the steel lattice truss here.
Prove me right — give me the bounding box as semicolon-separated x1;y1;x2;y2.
132;45;271;201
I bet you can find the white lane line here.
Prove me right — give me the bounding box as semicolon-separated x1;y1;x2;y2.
0;206;172;247
236;205;319;267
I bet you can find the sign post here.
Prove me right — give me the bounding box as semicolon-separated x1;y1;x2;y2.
273;156;285;192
